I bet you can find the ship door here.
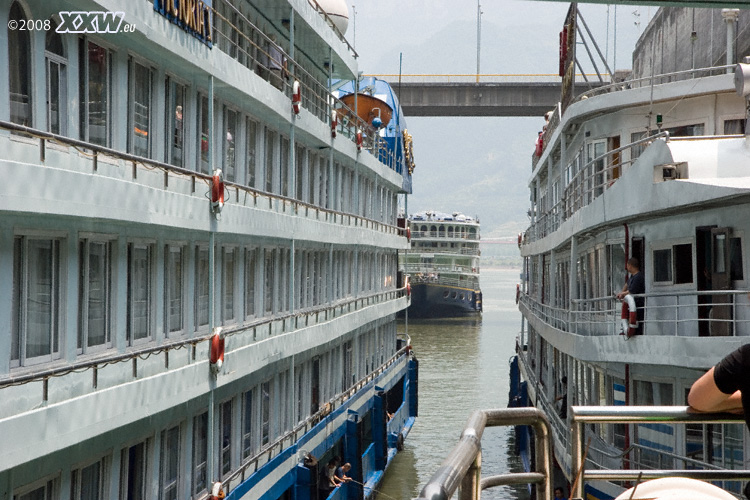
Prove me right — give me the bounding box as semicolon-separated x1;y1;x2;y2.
710;227;733;336
608;135;621;181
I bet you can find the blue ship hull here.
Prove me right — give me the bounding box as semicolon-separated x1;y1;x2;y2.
406;283;482;318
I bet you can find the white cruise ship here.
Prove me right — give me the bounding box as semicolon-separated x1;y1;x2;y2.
0;2;417;500
513;5;750;499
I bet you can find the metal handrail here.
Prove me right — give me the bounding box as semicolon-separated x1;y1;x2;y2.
0;119;402;235
570;406;750;499
0;286;408;389
414;408;553;500
416;406;750;500
225;344;411;490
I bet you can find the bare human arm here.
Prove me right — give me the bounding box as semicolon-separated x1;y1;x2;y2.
687;367;744;413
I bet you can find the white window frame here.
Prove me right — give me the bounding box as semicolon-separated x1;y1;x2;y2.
13;476;59;500
78;234;115;354
164;243;186;337
159;423;182;500
192;412;208;497
651;238;694;288
80;37;113;147
71;455;109;500
127;241;155;345
12;233;65;367
221;246;238;325
127;56;154;158
194;244;210;332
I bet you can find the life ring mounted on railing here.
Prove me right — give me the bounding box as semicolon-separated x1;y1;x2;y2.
209;327;225;373
620;294;638;337
330;110;338;138
211;169;225;214
356;128;363;151
292;80;301;114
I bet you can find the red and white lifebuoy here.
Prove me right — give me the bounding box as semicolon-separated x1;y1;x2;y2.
518;233;522;247
356;128;363;151
515;284;520;304
620;294;638;337
330;110;338;138
209;481;225;500
209;327;225;372
292;80;301;114
406;227;411;241
211;169;225;213
406;282;411;296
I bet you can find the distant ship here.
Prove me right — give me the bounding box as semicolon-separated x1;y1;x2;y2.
400;211;482;317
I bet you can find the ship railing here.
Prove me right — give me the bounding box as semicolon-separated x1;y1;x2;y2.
209;2;402;174
414;406;750;500
0;119;402;237
519;289;750;337
570;406;750;499
224;343;413;493
407;276;479;289
522;361;739;485
525;131;669;244
573;64;734;103
0;285;408;392
409;231;480;240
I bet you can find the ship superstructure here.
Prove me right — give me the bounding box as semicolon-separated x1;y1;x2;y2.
0;2;417;500
401;211;482;317
514;6;750;499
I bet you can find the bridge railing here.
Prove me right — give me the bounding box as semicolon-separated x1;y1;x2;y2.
364;73;607;84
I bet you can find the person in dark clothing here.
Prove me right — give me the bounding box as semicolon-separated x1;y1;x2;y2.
689;344;750;498
616;258;645;336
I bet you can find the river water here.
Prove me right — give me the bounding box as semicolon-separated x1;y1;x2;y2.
379;267;529;500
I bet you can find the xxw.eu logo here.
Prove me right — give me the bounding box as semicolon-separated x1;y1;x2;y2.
56;11;135;34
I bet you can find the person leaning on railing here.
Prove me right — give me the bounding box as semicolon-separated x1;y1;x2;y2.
689;344;750;497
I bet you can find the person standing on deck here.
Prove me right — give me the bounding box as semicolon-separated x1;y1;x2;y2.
616;258;645;336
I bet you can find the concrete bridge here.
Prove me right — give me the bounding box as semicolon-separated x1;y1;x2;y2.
371;75;601;117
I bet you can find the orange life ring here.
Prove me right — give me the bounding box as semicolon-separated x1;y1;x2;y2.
406;282;411;297
209;329;225;371
406;227;411;241
620;295;638;337
292;80;301;114
211;169;225;213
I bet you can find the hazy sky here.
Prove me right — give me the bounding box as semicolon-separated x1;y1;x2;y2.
341;1;655;236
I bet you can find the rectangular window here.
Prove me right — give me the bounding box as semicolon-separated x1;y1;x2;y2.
653;248;672;283
46;54;67;135
724;119;745;135
14;479;59;500
224;107;237;182
673;243;693;284
245;248;256;318
129;60;152;157
71;458;108;500
280;136;289;197
165;245;184;335
261;381;271;446
12;237;61;365
296;145;304;201
166;78;185;167
222;248;236;324
246;118;257;188
192;412;208;496
265;130;275;193
121;441;148;500
159;425;180;500
79;40;111;146
630;131;648;163
242;389;254;460
78;239;111;352
195;246;209;330
264;249;275;315
731;237;744;281
127;243;153;343
198;94;209;174
219;400;232;477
